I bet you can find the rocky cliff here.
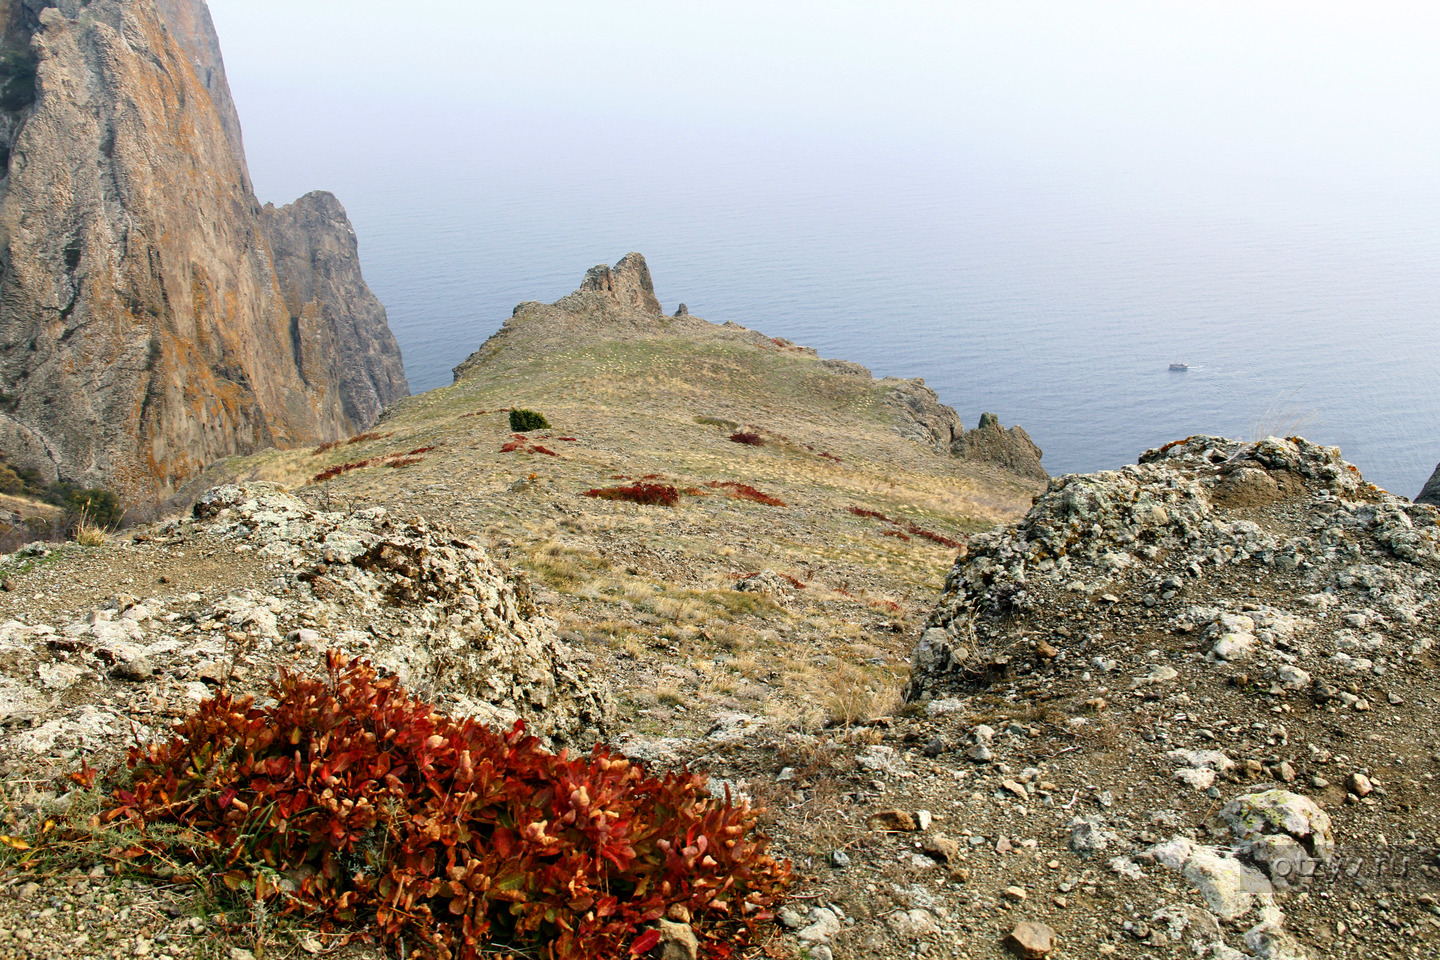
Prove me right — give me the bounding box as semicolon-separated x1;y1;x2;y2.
262;192;408;430
1417;462;1440;507
0;0;405;502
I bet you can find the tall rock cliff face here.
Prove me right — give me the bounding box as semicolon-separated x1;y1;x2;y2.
262;192;408;430
0;0;406;502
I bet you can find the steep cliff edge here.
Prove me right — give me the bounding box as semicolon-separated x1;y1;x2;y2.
0;0;405;502
262;192;408;430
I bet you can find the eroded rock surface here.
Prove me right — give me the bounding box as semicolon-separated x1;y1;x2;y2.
0;483;612;777
0;1;405;502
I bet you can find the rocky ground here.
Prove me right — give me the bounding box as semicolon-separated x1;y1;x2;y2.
3;276;1438;960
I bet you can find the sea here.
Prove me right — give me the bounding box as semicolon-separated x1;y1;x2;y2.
246;113;1439;499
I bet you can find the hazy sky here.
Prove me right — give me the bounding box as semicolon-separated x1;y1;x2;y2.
210;0;1440;199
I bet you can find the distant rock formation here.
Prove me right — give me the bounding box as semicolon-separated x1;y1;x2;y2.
885;380;963;450
1419;463;1440;507
953;413;1047;481
0;0;406;502
262;192;409;430
576;252;663;315
458;253;1049;485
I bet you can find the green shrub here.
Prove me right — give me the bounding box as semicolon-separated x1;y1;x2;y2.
509;408;551;432
0;465;22;495
45;485;123;531
96;654;790;960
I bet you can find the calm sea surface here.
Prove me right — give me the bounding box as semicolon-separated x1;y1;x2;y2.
269;119;1439;498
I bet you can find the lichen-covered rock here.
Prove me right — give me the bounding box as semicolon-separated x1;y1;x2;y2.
1221;790;1333;888
192;484;612;740
908;435;1440;700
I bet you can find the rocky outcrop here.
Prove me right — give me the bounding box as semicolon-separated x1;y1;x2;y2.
884;379;963;450
952;412;1046;481
0;1;405;502
262;192;408;429
1417;462;1440;507
575;251;664;315
909;435;1439;699
0;483;612;770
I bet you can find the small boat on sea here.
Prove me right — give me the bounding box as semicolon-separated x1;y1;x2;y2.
1169;362;1189;372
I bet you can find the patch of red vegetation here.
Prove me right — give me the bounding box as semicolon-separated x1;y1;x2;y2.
583;483;680;507
313;460;370;483
557;437;580;442
882;530;912;542
502;438;559;456
706;482;786;507
313;440;342;456
728;432;765;447
873;599;902;614
848;506;963;549
738;571;806;590
346;431;393;446
819;452;843;463
386;458;424;469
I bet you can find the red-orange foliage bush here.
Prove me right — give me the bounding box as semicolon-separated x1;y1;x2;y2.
583;483;680;507
705;482;785;507
727;432;764;447
347;432;393;446
100;655;789;960
386;458;424;469
314;459;374;483
847;506;962;549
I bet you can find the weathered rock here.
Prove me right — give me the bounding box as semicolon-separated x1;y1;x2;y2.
261;191;408;429
655;919;699;960
1181;849;1274;921
953;412;1047;481
193;484;613;740
0;0;404;502
1006;921;1056;958
908;434;1440;700
1417;462;1440;507
577;252;663;315
867;809;918;832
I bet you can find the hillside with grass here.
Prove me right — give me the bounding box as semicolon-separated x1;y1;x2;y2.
206;253;1044;733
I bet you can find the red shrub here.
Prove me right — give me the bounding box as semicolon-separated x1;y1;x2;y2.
500;441;525;453
819;453;843;463
314;440;342;456
386;458;424;469
97;655;789;960
530;445;559;457
727;432;764;447
313;459;373;483
557;437;580;443
705;482;785;507
882;530;912;542
584;483;680;507
346;431;393;446
848;506;963;549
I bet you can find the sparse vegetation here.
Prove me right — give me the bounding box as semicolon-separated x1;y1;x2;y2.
509;408;551;432
728;431;764;447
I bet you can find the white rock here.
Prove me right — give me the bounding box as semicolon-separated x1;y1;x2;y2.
1175;768;1217;791
885;908;939;939
1181;849;1274;921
